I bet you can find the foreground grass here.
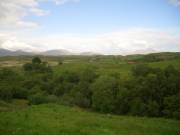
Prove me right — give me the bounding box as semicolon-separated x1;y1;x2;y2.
0;104;180;135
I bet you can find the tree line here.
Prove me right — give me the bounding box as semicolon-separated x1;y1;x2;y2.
0;57;180;119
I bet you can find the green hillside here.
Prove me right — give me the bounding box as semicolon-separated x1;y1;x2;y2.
0;104;180;135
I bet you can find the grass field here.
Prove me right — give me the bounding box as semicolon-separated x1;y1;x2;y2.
1;55;180;78
53;57;180;78
0;103;180;135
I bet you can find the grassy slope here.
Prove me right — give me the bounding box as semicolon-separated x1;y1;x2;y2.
149;58;180;69
0;104;180;135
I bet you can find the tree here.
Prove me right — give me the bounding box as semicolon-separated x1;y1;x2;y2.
23;57;52;73
132;64;152;77
0;85;13;101
163;93;180;119
69;81;92;108
32;57;41;64
130;98;147;116
146;101;160;117
0;68;23;101
115;87;130;114
79;66;97;83
91;75;119;113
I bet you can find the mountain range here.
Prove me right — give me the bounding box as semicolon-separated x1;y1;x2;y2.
0;48;158;56
0;49;34;56
0;48;101;56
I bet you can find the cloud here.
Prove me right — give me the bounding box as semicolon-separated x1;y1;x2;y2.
1;28;179;55
53;0;80;5
169;0;180;7
0;0;79;28
30;8;50;16
0;33;39;51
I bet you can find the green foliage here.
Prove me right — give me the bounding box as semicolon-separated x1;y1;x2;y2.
0;56;180;120
146;101;160;117
69;81;92;108
130;98;147;116
79;66;97;82
132;64;152;77
32;57;42;64
12;87;28;99
163;93;180;119
23;63;33;71
91;76;119;113
23;57;52;73
28;93;48;105
114;87;130;114
0;85;13;101
0;68;24;101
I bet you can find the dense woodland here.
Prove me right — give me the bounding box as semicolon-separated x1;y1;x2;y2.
0;56;180;119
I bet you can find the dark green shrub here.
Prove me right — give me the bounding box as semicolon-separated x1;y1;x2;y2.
146;101;160;117
69;81;92;108
32;57;42;64
91;76;119;113
28;93;48;105
163;93;180;119
115;88;130;114
130;98;147;116
0;85;13;101
13;87;28;99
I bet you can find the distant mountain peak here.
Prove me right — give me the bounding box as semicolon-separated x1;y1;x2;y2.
41;49;73;56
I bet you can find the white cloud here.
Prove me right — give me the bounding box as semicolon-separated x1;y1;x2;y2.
0;33;39;51
53;0;80;5
169;0;180;7
30;8;50;16
0;0;79;28
0;28;180;55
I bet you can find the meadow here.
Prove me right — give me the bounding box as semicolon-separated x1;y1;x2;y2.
0;102;180;135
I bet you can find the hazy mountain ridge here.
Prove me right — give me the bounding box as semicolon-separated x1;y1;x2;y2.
0;48;179;56
0;48;102;56
0;49;34;56
0;49;71;56
40;49;73;56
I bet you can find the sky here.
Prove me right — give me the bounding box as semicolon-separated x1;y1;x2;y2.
0;0;180;55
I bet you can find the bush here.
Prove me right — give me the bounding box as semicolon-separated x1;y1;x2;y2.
28;93;48;105
146;101;160;117
13;87;28;99
91;76;119;113
0;86;13;101
23;57;52;73
69;81;92;108
32;57;42;64
130;98;147;116
132;64;152;77
163;93;180;119
23;63;33;71
46;95;59;103
115;88;130;114
79;67;97;83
